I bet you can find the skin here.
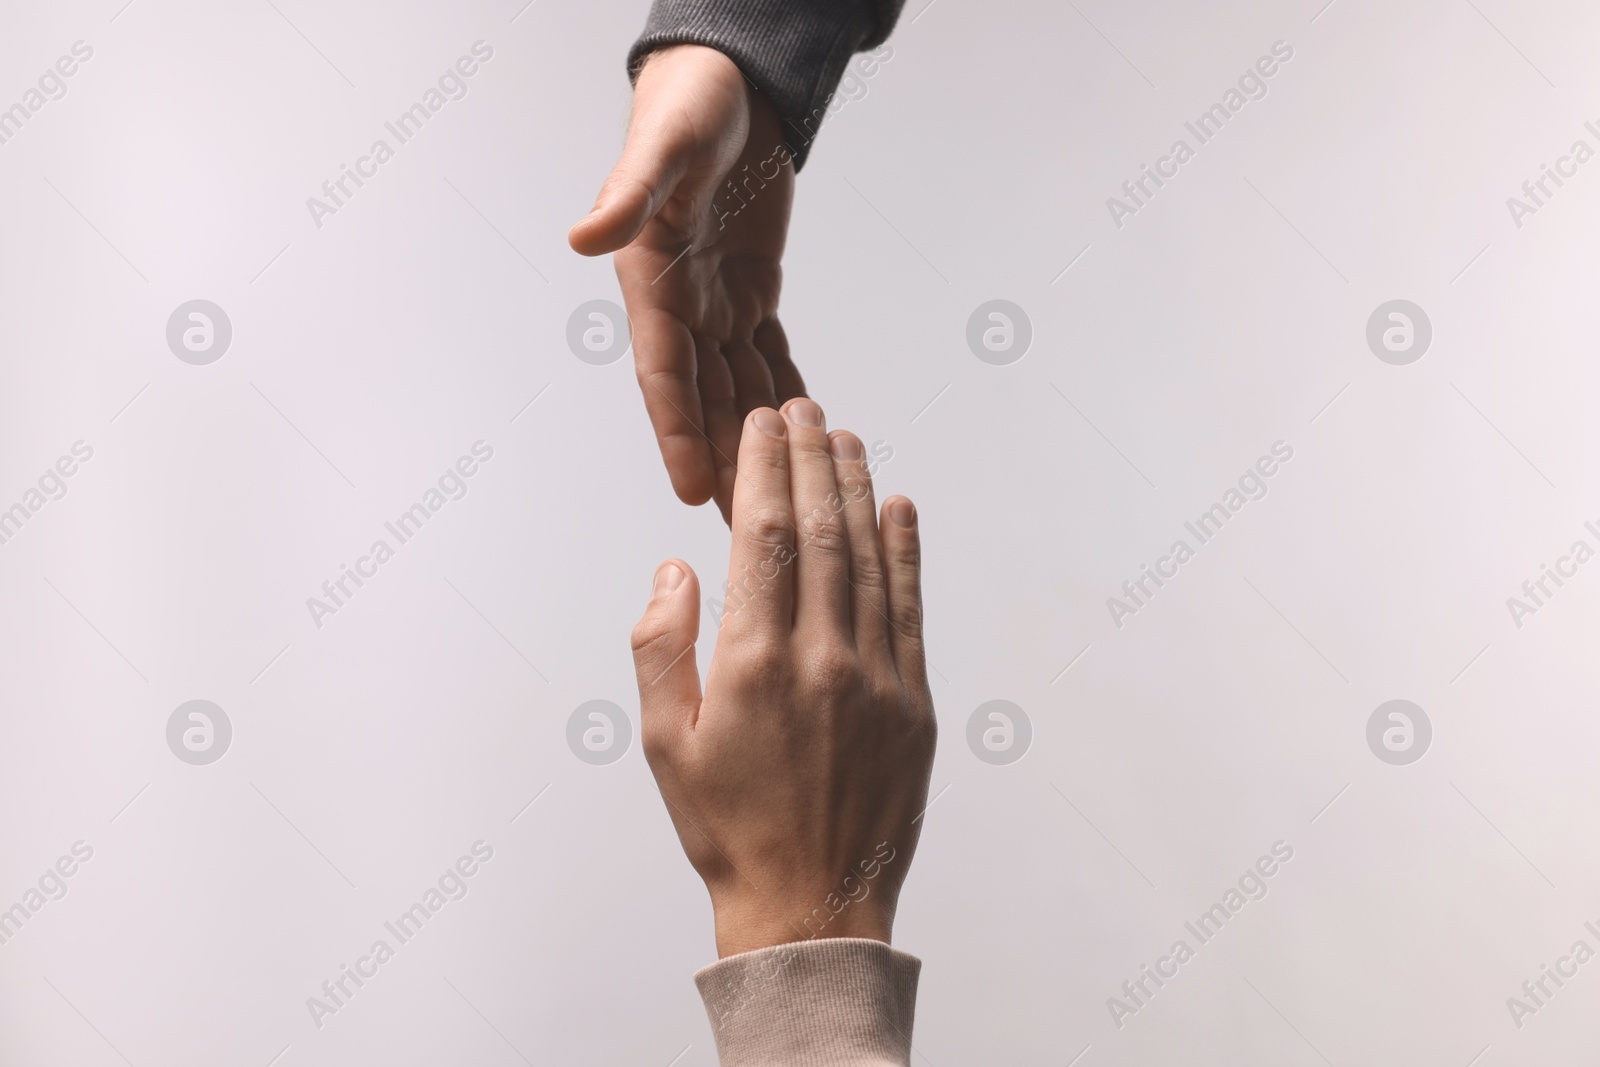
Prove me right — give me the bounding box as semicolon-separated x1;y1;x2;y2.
570;44;800;524
631;398;936;957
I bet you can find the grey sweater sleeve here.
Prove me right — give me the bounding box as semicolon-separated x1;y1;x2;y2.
695;938;922;1065
628;0;906;169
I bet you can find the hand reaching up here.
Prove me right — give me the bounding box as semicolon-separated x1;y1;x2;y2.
631;399;936;957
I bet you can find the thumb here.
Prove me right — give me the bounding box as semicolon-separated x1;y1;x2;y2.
569;133;689;256
631;559;702;740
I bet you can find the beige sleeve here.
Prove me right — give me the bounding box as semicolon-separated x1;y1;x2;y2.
693;937;922;1066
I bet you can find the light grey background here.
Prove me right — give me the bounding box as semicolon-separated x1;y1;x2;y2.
2;0;1598;1064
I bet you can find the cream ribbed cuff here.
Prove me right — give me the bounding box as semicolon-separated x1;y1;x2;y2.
694;938;921;1066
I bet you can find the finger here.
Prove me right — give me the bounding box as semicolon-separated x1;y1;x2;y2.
828;431;891;662
723;340;779;418
696;339;743;519
569;130;691;256
628;299;716;507
715;340;779;524
632;560;704;754
723;408;795;640
880;496;925;681
754;318;805;403
783;398;851;635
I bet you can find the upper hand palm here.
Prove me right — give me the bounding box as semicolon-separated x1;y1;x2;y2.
573;45;803;521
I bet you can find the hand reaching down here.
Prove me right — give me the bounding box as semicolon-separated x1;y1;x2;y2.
631;398;936;958
571;44;801;524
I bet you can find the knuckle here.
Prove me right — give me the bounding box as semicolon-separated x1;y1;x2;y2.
640;716;676;764
836;468;874;503
740;506;796;553
730;632;788;676
890;598;924;643
806;643;864;697
888;541;921;573
866;670;902;709
849;548;887;590
630;616;678;660
745;433;789;473
639;365;697;399
608;171;658;200
789;433;833;464
799;509;848;554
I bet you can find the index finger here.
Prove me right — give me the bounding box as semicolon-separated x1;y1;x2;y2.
617;252;717;506
721;408;796;642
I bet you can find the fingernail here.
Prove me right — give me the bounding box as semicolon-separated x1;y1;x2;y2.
653;562;684;597
787;399;824;428
889;499;916;528
753;409;786;437
829;434;864;461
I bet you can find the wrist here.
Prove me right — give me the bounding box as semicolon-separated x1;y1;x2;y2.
634;41;738;82
712;897;895;959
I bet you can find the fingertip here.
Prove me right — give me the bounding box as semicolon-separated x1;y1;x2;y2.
567;213;628;257
737;409;790;484
645;559;701;631
673;479;714;507
749;407;786;439
781;397;824;429
566;195;614;254
885;496;917;529
827;430;865;462
568;183;651;256
652;560;687;600
664;446;717;507
566;216;606;256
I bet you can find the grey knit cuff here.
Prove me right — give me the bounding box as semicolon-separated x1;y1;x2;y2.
694;938;921;1066
628;0;902;170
